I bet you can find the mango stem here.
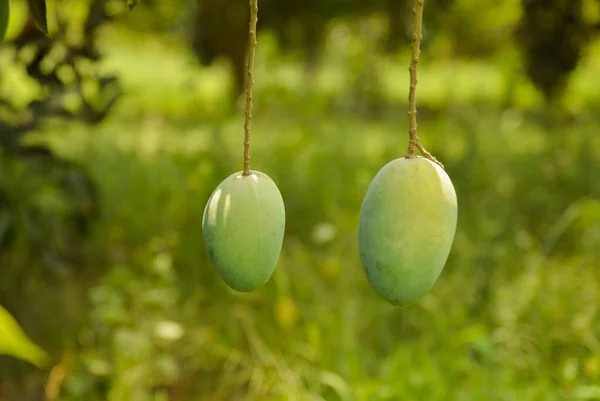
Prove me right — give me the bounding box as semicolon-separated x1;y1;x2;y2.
243;0;259;176
405;0;444;169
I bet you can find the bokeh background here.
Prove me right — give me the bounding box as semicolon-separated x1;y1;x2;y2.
1;0;600;400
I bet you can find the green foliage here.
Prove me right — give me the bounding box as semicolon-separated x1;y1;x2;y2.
0;149;100;382
0;304;48;367
30;54;599;399
0;149;99;273
0;0;8;41
518;0;599;101
26;0;48;35
1;10;600;401
188;0;600;102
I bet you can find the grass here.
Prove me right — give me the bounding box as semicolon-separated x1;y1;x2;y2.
2;21;600;401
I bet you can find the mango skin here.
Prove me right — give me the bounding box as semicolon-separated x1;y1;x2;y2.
0;0;9;41
358;156;458;305
202;170;285;292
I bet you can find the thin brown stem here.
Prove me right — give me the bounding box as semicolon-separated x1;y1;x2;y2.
243;0;259;176
405;0;444;169
406;0;423;159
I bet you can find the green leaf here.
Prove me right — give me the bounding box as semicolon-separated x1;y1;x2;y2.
319;371;354;401
27;0;49;36
0;304;49;367
0;0;9;41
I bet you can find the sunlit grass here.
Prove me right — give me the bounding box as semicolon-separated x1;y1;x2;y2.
3;18;600;401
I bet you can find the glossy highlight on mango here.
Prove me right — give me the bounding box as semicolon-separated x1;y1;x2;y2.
358;156;458;305
202;170;285;292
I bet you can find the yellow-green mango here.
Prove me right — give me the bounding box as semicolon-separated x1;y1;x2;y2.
0;0;9;41
202;170;285;292
358;156;458;305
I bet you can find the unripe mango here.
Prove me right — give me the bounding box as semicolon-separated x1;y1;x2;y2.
202;170;285;292
0;0;9;41
358;156;458;305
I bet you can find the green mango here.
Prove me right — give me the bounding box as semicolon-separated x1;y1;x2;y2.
358;156;458;305
202;170;285;292
0;0;9;41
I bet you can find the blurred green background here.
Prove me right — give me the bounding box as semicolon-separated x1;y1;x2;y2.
1;0;600;400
